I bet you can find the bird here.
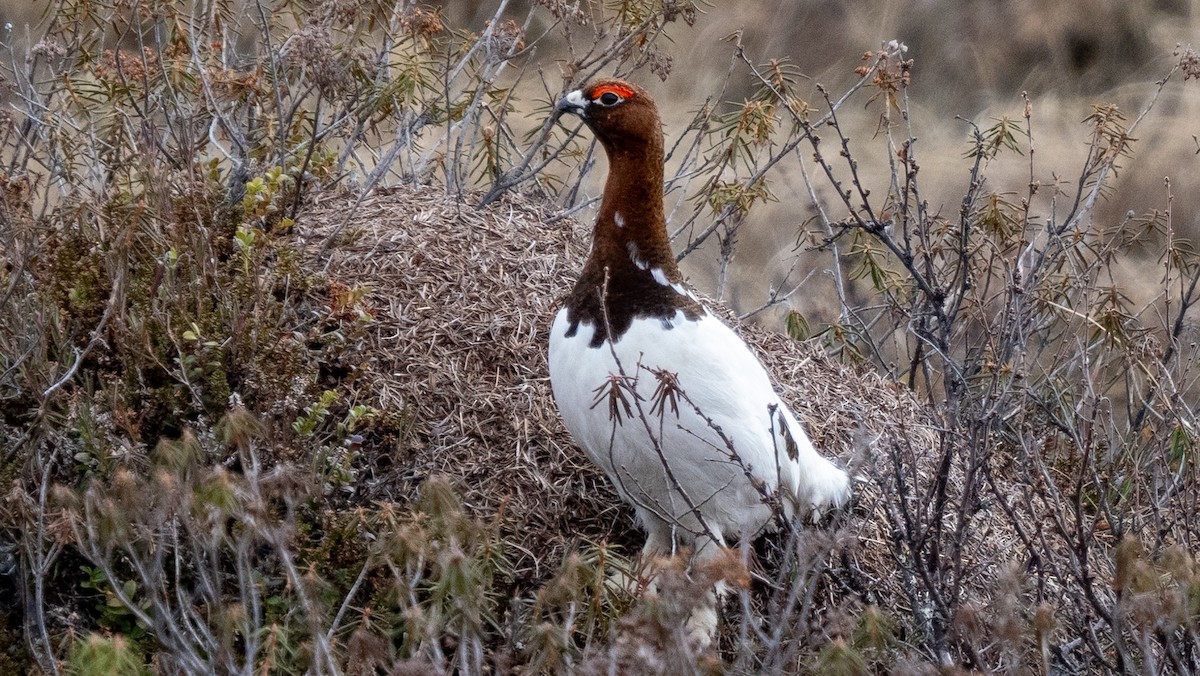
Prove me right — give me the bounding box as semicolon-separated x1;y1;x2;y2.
547;79;851;645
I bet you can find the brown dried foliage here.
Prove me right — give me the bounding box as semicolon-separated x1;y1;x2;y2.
301;183;932;588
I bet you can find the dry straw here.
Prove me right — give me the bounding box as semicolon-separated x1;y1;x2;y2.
299;183;989;617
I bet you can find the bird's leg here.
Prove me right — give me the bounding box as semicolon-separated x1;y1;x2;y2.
684;533;731;650
605;515;675;596
633;518;676;596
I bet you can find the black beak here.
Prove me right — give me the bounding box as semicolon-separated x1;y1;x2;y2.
556;89;588;118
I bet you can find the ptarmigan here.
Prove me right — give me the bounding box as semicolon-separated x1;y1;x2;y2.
548;79;851;643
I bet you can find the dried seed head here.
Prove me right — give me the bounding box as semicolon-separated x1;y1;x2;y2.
31;38;67;60
484;19;525;60
1179;46;1200;81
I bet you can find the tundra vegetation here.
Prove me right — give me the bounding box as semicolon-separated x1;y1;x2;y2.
1;0;1199;673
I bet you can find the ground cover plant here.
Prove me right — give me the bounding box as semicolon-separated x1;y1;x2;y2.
0;0;1199;673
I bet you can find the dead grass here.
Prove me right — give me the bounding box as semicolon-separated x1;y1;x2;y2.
295;183;977;644
3;0;1196;669
294;181;1176;672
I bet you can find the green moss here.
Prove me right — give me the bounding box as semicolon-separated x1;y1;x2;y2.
66;633;148;676
46;232;107;329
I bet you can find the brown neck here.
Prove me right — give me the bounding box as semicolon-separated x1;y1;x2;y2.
561;128;705;347
586;135;678;278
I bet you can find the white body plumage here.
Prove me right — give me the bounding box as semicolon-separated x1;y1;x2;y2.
548;307;851;556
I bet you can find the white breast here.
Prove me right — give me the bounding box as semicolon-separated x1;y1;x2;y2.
548;308;849;548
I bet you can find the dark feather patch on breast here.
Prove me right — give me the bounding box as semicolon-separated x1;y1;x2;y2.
562;267;703;348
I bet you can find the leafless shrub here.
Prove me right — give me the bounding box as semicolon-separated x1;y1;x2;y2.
3;0;1199;672
743;38;1200;673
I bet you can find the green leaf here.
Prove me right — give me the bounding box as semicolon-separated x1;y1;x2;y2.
1169;424;1193;467
785;310;810;341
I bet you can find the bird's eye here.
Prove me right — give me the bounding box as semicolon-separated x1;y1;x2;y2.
597;91;621;106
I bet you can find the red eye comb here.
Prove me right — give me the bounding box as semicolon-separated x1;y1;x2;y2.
589;83;636;101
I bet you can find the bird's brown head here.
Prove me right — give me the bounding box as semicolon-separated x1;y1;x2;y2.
556;79;662;153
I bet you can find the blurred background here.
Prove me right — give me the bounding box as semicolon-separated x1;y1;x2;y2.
657;0;1200;321
654;0;1200;323
5;0;1198;323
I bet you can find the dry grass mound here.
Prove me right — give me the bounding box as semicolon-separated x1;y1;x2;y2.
298;184;947;601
